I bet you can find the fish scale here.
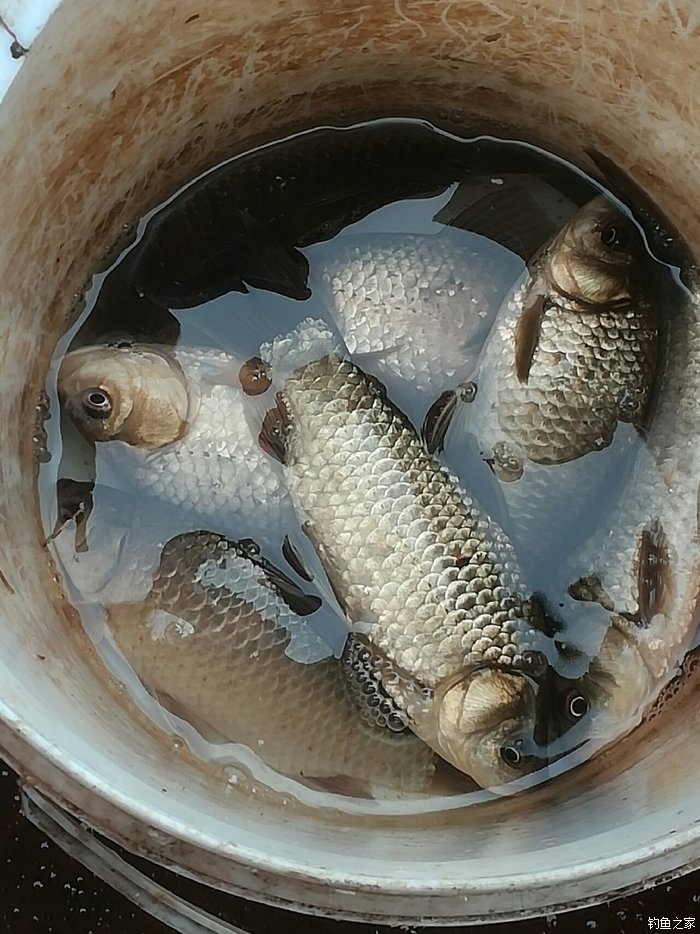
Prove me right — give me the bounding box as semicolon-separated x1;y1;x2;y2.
496;290;657;465
317;232;519;401
133;121;485;307
281;353;540;688
563;273;700;711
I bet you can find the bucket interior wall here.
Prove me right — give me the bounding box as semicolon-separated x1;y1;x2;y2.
0;0;699;923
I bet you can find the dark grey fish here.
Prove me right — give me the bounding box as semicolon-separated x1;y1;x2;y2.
129;123;602;310
69;126;600;354
132;122;478;308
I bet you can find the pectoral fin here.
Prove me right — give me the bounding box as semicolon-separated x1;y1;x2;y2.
422;389;458;454
258;394;291;464
625;518;672;628
239;540;322;617
136;209;311;307
238;357;271;396
514;289;546;383
235;209;312;300
47;479;95;553
577;520;672;631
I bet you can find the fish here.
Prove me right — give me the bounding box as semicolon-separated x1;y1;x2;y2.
585;148;697;288
313;229;521;426
57;342;295;546
546;267;700;763
66;129;599;358
66;127;602;358
256;319;553;791
432;172;581;261
77;517;438;796
57;344;191;449
48;486;438;794
425;195;660;574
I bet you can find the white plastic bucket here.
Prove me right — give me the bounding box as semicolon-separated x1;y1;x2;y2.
0;0;699;925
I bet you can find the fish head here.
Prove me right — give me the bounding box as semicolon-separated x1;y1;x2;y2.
433;667;546;790
542;519;677;756
580;621;659;735
58;345;191;449
542;195;641;307
531;621;660;771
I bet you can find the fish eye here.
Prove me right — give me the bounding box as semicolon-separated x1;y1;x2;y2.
599;223;629;250
81;388;113;419
499;742;523;768
566;690;589;720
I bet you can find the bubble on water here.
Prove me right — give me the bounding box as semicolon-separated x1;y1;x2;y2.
225;766;247;786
